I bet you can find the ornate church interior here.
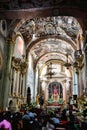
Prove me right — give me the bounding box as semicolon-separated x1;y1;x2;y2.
0;0;87;130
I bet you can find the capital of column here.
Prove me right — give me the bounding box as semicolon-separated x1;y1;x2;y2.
11;56;28;74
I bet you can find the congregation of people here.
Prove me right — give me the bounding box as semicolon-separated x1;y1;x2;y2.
0;104;81;130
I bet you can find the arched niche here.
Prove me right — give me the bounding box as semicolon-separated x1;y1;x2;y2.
13;32;26;58
48;81;63;99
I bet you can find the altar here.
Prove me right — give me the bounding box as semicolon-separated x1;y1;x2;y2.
46;105;62;113
46;98;64;113
47;105;61;109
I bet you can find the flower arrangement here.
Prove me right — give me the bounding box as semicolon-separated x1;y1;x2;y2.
47;98;53;105
77;94;87;117
58;98;64;105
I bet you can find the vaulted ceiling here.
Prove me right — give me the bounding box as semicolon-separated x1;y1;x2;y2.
15;16;82;67
0;0;86;69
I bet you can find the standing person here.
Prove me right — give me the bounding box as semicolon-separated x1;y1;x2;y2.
39;95;44;108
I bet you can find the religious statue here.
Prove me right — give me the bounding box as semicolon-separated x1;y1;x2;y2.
53;86;59;102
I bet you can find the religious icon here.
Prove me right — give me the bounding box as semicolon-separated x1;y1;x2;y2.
53;86;59;102
54;86;58;95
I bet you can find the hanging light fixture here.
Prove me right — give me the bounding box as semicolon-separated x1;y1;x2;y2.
45;62;56;78
64;49;83;71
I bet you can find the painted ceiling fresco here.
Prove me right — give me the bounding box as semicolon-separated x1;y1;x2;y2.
17;16;81;44
16;16;82;66
30;38;74;61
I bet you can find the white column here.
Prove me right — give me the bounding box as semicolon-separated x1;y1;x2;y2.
19;74;22;97
16;71;20;96
21;75;23;96
22;75;24;97
42;81;47;101
22;75;25;97
66;80;70;103
79;70;83;96
13;70;17;96
9;68;13;96
63;82;67;103
46;82;49;101
35;68;39;99
18;72;21;96
72;70;77;95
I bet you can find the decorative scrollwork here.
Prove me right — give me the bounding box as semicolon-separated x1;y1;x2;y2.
74;49;84;71
11;56;28;75
74;50;84;63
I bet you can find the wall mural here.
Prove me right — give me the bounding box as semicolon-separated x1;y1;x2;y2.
30;38;74;60
18;16;81;45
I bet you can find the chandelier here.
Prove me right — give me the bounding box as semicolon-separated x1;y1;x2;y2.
45;62;56;78
64;49;84;71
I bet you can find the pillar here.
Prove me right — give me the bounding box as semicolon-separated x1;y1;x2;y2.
72;70;78;96
62;80;67;103
16;71;20;96
78;70;83;96
2;39;14;110
13;70;17;96
34;67;39;101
